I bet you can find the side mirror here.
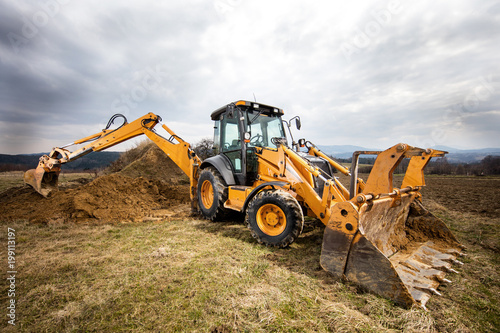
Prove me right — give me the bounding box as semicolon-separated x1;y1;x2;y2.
295;117;301;130
226;104;235;118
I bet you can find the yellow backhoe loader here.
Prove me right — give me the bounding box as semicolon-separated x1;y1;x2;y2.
24;100;464;309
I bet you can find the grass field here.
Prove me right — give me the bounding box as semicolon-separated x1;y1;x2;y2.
0;172;95;193
0;174;499;332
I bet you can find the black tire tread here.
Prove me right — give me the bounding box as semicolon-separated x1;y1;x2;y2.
245;189;304;248
197;167;228;221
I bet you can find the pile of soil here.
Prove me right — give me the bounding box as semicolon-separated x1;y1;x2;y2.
114;143;190;184
0;144;191;224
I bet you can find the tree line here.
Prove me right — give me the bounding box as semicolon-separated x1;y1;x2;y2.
426;155;500;176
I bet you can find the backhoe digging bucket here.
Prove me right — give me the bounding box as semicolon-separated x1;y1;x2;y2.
24;167;60;197
24;149;67;197
320;144;464;309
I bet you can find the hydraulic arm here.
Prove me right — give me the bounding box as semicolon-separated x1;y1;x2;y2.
24;113;201;208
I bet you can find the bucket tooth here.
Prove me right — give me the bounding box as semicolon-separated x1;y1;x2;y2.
438;278;452;283
408;288;431;310
425;288;442;296
447;249;467;257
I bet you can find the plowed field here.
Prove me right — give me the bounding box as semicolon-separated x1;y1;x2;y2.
420;175;500;217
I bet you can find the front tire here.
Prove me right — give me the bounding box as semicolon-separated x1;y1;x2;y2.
197;167;228;221
245;189;304;248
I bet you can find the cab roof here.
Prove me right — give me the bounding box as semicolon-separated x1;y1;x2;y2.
210;100;284;121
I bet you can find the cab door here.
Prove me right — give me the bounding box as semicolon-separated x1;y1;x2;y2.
219;111;245;184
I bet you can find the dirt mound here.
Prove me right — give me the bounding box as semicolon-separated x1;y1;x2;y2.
0;174;190;224
0;142;194;224
109;142;189;184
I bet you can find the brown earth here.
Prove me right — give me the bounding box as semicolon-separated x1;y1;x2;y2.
420;175;500;218
114;143;190;184
420;175;500;253
0;144;191;224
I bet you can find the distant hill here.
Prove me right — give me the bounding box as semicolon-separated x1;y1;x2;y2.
317;145;500;163
429;146;500;163
316;145;380;159
0;151;122;172
2;145;499;172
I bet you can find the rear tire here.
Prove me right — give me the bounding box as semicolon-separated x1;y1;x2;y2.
197;167;228;221
245;189;304;248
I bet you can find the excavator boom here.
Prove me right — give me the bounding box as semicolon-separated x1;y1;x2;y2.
24;113;201;205
25;113;158;196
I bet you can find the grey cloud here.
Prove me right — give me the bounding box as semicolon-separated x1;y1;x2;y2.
0;0;498;153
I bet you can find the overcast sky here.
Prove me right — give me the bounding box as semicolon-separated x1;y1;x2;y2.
0;0;499;154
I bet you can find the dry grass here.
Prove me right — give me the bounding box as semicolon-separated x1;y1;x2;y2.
424;206;499;332
0;171;25;192
0;219;422;332
1;214;497;332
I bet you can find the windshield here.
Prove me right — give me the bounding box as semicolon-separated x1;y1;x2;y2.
247;112;286;149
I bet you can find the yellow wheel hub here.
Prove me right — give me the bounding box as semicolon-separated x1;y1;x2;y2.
200;180;214;209
256;204;286;236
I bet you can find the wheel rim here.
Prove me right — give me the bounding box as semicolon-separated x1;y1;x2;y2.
256;204;286;236
200;180;214;209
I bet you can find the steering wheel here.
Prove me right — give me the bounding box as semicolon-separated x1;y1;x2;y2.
250;133;264;146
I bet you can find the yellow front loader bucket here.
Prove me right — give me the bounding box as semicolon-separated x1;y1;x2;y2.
320;144;464;309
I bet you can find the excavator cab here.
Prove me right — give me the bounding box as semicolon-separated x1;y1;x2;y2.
210;101;287;186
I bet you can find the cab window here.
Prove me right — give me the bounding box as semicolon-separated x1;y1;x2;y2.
247;113;286;149
220;114;242;172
